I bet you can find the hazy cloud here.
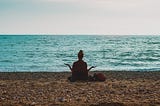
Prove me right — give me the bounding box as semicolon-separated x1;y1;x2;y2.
0;0;160;34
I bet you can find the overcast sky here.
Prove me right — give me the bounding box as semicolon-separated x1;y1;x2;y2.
0;0;160;35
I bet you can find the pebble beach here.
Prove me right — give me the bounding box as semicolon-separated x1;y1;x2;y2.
0;71;160;106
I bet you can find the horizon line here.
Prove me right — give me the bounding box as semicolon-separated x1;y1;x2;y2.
0;34;160;36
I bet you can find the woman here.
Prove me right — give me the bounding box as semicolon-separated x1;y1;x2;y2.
65;50;95;81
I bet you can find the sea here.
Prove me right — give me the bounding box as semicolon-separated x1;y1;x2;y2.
0;35;160;72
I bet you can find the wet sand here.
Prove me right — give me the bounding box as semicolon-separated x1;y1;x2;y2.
0;71;160;106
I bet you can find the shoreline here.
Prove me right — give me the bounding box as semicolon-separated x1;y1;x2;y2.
0;71;160;106
0;71;160;80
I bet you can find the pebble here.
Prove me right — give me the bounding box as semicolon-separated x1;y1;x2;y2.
1;97;5;100
31;102;36;105
58;97;67;102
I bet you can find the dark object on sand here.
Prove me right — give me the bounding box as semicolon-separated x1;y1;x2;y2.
68;73;106;82
93;73;106;81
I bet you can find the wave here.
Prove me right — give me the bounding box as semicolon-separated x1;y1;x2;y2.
0;60;13;63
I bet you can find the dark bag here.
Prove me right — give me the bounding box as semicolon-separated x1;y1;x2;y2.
94;73;106;81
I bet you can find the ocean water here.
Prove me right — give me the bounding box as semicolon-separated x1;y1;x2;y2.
0;35;160;72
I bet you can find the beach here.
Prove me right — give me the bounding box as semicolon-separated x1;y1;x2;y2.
0;71;160;106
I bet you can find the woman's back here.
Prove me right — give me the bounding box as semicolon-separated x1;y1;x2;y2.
72;60;88;80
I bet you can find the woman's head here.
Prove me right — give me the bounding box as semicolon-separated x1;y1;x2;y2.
78;50;84;60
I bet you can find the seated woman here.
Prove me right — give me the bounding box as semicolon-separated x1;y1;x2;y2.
65;50;95;81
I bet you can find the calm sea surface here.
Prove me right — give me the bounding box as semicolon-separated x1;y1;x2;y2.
0;35;160;72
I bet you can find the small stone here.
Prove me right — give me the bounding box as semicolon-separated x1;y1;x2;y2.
76;98;81;101
2;90;7;94
31;102;36;105
58;97;67;102
1;97;5;100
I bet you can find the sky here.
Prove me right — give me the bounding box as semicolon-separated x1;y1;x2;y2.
0;0;160;35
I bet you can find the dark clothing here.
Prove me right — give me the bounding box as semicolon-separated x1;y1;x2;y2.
72;60;88;80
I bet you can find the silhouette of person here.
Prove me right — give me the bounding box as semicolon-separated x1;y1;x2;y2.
65;50;95;81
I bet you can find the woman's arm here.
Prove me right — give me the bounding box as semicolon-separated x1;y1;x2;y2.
64;63;72;71
87;66;96;72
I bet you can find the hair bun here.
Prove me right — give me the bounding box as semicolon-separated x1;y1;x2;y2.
78;50;83;57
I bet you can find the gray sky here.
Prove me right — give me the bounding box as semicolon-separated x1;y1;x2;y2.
0;0;160;35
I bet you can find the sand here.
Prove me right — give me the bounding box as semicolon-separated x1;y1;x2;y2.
0;71;160;106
